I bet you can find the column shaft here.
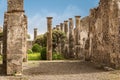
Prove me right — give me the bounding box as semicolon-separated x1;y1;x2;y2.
47;17;53;60
69;18;75;58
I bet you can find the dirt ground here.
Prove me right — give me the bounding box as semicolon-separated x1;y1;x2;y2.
0;60;120;80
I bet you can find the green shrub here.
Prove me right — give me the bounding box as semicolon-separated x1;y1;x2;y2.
56;54;64;60
28;53;41;60
52;52;64;60
52;52;58;60
32;44;42;53
41;47;47;60
41;47;64;60
27;49;33;54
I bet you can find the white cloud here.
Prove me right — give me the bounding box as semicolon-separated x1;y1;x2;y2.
28;5;84;40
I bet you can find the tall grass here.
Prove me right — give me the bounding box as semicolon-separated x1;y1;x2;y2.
0;55;2;61
28;53;41;61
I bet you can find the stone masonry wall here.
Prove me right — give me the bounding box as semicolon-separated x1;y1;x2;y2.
88;0;120;68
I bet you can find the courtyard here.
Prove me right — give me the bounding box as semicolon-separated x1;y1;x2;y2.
0;60;120;80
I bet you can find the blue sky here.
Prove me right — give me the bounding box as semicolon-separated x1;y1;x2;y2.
0;0;99;39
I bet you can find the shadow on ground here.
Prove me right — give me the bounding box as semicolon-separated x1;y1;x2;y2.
0;64;4;76
23;60;104;75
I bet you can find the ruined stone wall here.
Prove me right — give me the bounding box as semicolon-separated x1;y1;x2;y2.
88;0;120;68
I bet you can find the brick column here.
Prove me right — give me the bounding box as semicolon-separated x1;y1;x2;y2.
60;23;64;55
64;20;68;36
3;0;27;75
47;17;53;60
64;20;69;58
34;28;38;40
22;15;27;62
56;25;60;30
60;23;64;31
75;16;81;59
0;41;3;55
69;18;75;58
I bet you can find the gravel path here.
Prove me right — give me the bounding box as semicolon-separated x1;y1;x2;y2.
0;60;120;80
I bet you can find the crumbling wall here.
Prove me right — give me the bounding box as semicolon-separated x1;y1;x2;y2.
88;0;120;68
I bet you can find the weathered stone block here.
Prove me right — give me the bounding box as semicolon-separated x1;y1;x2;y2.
8;0;24;12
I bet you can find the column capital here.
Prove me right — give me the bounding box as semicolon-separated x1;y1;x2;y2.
34;28;37;30
75;16;81;18
69;18;72;20
64;20;68;22
47;17;53;19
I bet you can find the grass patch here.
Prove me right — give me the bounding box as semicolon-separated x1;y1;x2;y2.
28;53;41;61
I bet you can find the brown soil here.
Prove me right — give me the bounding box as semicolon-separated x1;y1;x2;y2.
0;60;120;80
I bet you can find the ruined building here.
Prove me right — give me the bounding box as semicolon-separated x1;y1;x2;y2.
81;0;120;68
1;0;120;76
54;0;120;68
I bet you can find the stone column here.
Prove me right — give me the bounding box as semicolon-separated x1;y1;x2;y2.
56;25;61;53
64;20;69;58
3;0;27;75
0;41;3;55
34;28;37;40
60;23;64;31
60;23;64;54
22;15;27;62
47;17;53;60
56;25;60;30
69;18;75;58
64;21;68;36
75;16;81;59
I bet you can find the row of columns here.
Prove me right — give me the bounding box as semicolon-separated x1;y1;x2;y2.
33;16;81;60
46;16;81;59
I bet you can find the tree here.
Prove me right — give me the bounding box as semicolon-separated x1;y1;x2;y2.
32;43;42;53
35;34;47;47
34;30;66;51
